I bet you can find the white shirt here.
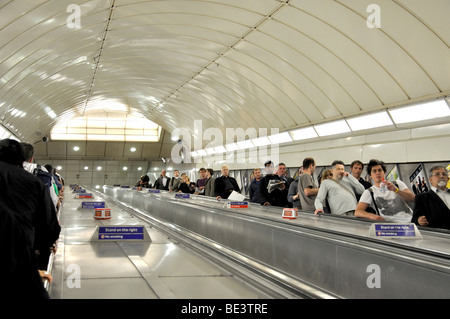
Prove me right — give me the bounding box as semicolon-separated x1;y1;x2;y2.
431;186;450;210
359;179;412;223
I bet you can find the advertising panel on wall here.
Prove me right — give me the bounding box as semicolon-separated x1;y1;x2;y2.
386;164;400;182
447;164;450;189
409;163;429;195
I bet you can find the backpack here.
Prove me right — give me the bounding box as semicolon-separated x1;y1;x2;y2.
32;165;53;190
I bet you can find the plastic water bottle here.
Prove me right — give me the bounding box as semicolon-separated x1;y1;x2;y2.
380;178;387;193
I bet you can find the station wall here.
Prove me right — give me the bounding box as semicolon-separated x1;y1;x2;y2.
36;122;449;189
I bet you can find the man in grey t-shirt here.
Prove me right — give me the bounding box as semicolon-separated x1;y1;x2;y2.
298;157;319;212
314;160;365;216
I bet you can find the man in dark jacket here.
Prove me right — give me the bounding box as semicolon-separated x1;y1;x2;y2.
260;161;290;207
153;169;170;190
214;165;240;199
412;165;450;230
0;139;60;299
248;168;262;203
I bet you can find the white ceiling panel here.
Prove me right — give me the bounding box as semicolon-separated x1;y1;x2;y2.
338;0;447;95
245;27;361;115
0;0;448;160
397;0;450;45
279;1;409;105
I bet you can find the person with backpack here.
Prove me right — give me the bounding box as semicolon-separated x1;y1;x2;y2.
355;159;415;222
44;164;63;208
21;143;60;210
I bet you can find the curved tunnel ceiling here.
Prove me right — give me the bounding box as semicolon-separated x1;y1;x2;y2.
0;0;449;145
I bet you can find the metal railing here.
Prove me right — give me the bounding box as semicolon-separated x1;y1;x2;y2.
43;201;61;292
100;186;450;299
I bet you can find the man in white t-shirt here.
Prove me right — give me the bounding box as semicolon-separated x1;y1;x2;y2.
356;159;415;222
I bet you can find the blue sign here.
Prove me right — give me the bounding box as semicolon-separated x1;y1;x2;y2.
81;201;106;209
98;226;144;240
73;189;86;193
148;189;161;193
175;193;190;199
229;201;248;205
121;185;130;188
76;193;93;197
375;224;416;237
227;201;249;208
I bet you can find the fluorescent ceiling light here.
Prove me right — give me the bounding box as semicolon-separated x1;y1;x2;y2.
214;145;226;153
205;147;215;155
124;135;159;142
236;140;254;149
130;147;136;152
197;150;207;156
346;111;393;131
50;112;161;142
87;134;125;141
289;127;318;140
51;134;87;140
191;151;198;157
268;132;292;144
225;143;239;151
73;146;80;151
314;120;350;136
251;136;271;147
388;99;450;124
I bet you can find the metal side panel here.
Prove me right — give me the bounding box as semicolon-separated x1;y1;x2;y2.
102;187;450;299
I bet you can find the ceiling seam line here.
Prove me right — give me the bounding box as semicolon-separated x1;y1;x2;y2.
393;0;450;50
239;37;337;120
153;1;290;111
254;26;362;114
187;68;276;129
82;0;116;116
291;1;402;104
333;0;434;99
225;47;316;124
0;0;53;33
199;55;293;130
391;0;446;91
335;0;440;94
271;10;383;109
